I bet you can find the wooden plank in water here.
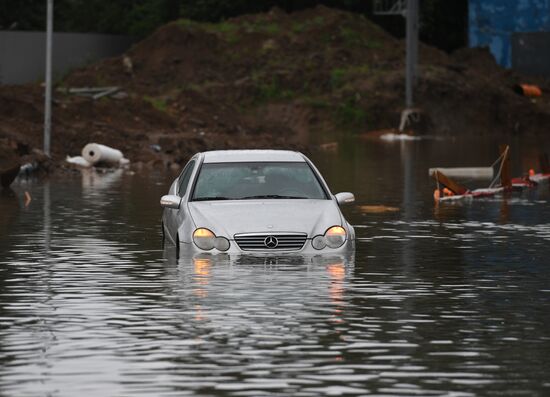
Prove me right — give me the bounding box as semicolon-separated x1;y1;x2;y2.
499;145;511;188
432;170;468;195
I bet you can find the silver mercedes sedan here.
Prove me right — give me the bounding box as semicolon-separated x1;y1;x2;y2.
160;150;355;256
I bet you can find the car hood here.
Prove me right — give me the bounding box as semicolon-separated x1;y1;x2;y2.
188;199;342;238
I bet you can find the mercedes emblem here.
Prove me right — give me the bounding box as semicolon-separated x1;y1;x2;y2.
264;235;279;249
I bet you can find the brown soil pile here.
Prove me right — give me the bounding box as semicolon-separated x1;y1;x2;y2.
1;5;549;171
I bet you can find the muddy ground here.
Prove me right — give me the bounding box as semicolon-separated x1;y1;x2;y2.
1;5;549;173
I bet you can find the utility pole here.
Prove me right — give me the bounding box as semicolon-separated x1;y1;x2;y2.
44;0;53;156
405;0;419;108
373;0;419;109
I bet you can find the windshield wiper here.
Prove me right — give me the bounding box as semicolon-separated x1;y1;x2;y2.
193;196;231;201
240;194;308;200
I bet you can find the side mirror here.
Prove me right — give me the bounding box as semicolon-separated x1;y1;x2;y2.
335;192;355;206
160;195;181;209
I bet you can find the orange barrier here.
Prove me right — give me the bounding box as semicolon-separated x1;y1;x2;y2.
433;188;455;201
514;84;542;97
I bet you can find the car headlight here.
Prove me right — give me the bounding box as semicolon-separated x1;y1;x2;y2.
193;228;230;251
312;235;327;250
214;236;230;251
325;226;346;248
312;226;347;250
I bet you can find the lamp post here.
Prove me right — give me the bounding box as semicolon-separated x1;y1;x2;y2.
405;0;419;108
373;0;419;109
44;0;53;156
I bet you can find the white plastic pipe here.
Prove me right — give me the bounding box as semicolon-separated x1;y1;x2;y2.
429;167;494;180
82;143;123;165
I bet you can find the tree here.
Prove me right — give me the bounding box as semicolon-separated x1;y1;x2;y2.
0;0;46;30
0;0;468;51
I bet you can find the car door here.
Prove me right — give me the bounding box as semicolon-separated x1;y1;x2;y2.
164;158;196;244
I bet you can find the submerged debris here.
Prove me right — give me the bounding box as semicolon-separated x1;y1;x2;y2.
66;155;91;168
358;205;400;213
514;84;542;97
67;143;130;169
58;86;124;100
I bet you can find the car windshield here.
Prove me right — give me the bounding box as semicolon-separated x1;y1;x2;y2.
192;162;328;201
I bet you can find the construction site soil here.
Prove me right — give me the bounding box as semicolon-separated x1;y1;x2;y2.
1;6;550;173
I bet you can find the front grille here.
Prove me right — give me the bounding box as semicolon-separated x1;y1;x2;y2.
234;233;307;251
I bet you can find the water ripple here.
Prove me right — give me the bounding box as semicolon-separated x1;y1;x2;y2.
1;172;549;396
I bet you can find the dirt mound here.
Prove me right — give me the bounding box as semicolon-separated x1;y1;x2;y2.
2;5;550;170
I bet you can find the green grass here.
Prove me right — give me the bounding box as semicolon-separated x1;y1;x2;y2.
300;96;330;108
215;22;238;33
211;21;240;43
264;23;280;34
340;26;382;49
291;22;306;34
250;71;295;102
291;16;325;34
340;27;363;46
143;95;168;112
313;16;325;25
334;97;368;129
175;19;198;29
330;68;347;89
330;65;370;89
177;80;220;94
243;21;281;35
176;18;240;43
256;80;295;101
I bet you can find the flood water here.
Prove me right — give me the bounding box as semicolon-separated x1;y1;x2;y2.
1;136;550;396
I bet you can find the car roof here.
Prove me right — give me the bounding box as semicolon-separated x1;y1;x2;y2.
201;150;306;163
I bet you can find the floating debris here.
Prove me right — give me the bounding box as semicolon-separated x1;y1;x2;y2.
358;205;400;213
428;167;493;180
380;133;421;142
18;162;39;176
66;144;130;169
514;84;542;97
81;143;130;167
360;129;421;142
58;86;123;100
24;191;31;207
432;145;511;203
526;154;550;183
318;142;338;152
66;155;91;168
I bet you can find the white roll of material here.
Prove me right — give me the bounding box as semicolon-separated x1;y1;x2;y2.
428;167;493;180
82;143;123;165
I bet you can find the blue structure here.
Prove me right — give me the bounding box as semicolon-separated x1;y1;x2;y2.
469;0;550;68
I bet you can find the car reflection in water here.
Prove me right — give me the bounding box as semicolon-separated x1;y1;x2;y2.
163;247;354;325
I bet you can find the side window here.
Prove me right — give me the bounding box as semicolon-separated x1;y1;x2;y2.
177;160;196;197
